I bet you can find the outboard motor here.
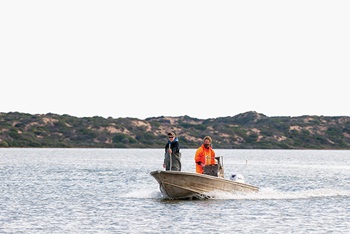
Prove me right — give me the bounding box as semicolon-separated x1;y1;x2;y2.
230;174;245;183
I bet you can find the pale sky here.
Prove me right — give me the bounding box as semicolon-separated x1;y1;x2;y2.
1;1;349;120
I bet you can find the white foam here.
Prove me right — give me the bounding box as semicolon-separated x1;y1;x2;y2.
121;189;163;199
205;187;350;200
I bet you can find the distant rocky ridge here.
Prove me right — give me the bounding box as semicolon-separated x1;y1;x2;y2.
1;111;350;149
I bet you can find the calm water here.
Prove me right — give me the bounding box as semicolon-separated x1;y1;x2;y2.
1;148;350;233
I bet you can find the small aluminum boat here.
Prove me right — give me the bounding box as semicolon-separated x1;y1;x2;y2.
150;157;259;199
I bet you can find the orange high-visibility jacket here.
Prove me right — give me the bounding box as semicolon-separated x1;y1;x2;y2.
194;144;216;174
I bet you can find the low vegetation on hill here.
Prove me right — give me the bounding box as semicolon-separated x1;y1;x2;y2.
1;111;350;149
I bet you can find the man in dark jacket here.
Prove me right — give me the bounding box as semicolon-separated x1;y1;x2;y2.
163;131;181;171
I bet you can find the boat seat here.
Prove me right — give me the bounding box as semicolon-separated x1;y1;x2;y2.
203;164;219;177
203;156;224;177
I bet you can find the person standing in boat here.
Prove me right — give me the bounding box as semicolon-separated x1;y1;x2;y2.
194;136;216;174
163;131;181;171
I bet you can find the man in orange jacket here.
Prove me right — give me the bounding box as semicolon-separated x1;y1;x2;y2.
194;136;216;174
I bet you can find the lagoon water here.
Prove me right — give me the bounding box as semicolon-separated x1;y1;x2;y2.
1;148;350;233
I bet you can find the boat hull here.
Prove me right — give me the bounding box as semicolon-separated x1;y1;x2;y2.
150;170;259;199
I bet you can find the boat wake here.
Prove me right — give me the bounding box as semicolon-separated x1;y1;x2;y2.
121;187;350;200
205;187;350;200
